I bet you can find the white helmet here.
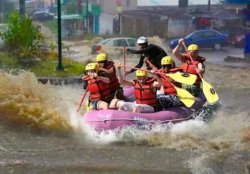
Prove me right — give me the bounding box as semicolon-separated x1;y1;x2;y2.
137;36;148;44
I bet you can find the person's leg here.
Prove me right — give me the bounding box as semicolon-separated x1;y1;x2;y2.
97;100;109;110
157;94;172;110
109;99;125;109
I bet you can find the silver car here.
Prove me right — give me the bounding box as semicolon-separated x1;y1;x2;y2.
91;37;137;55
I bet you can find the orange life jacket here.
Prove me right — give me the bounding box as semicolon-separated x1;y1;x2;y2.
104;61;121;93
133;77;157;106
82;75;110;102
180;54;206;85
161;75;177;95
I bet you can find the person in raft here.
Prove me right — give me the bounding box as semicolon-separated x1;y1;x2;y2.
155;56;184;110
95;53;125;100
117;66;162;113
82;63;124;110
172;39;206;96
124;36;168;75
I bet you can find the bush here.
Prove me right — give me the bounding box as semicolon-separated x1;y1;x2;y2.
0;11;45;61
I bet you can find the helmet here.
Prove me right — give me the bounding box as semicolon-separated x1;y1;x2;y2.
85;63;99;71
96;53;108;62
137;36;148;44
161;56;173;65
188;44;199;52
136;70;147;77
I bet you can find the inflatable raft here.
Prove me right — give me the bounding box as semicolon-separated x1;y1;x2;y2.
82;87;206;132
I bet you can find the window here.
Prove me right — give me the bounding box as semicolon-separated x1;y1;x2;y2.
114;39;128;47
127;39;136;47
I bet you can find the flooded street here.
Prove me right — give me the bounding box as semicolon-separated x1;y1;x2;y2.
0;59;250;173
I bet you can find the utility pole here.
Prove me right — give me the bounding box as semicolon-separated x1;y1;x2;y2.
19;0;25;17
86;0;89;33
56;0;64;71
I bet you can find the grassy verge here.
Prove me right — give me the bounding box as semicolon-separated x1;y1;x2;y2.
0;51;85;77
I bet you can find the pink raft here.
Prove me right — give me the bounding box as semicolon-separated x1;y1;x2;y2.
83;86;206;132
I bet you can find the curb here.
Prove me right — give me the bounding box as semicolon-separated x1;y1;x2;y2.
37;76;83;85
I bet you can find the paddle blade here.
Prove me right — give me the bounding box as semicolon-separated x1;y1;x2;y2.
174;86;195;108
202;79;219;104
167;72;197;85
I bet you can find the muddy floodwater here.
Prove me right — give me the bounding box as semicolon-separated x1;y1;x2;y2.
0;62;250;174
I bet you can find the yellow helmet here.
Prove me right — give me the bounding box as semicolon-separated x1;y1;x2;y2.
188;44;199;52
96;53;108;62
136;70;147;77
161;56;173;65
85;63;99;71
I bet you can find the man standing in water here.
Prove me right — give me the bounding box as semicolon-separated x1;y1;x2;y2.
125;36;168;75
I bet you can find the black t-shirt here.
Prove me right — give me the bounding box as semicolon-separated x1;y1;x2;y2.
127;44;167;70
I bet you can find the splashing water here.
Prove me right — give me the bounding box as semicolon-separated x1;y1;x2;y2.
0;70;74;132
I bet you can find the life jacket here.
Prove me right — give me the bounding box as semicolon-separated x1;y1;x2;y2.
101;61;121;93
161;75;177;95
180;54;206;85
82;75;110;102
133;77;157;106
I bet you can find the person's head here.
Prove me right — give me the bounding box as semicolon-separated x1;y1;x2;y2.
137;36;148;49
161;56;173;73
85;63;99;78
96;53;108;67
136;70;148;84
187;44;199;58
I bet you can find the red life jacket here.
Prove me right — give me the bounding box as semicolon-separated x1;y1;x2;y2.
133;77;157;106
104;61;121;93
161;75;177;95
180;54;206;85
82;75;110;102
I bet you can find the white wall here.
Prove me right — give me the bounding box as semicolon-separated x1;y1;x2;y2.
99;13;113;34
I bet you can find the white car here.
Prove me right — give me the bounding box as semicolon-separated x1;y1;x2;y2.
91;37;137;55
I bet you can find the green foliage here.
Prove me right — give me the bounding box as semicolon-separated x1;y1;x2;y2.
0;12;45;60
0;51;85;77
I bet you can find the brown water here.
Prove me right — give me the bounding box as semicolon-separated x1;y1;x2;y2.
0;64;249;174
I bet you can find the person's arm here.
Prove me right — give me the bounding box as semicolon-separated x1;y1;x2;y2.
96;75;110;83
117;64;134;86
152;75;162;88
197;63;205;75
99;66;114;74
172;38;184;62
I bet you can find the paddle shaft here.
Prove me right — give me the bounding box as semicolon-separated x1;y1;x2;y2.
77;85;89;112
123;47;126;80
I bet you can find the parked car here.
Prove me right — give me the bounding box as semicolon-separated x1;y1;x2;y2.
91;37;137;54
169;29;229;50
32;11;54;21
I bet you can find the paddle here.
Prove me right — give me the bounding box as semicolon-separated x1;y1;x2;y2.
77;85;89;112
145;60;195;108
120;65;197;85
123;47;126;80
182;43;219;104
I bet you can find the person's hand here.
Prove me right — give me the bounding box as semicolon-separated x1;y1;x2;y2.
178;38;184;45
122;47;127;52
117;63;122;69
